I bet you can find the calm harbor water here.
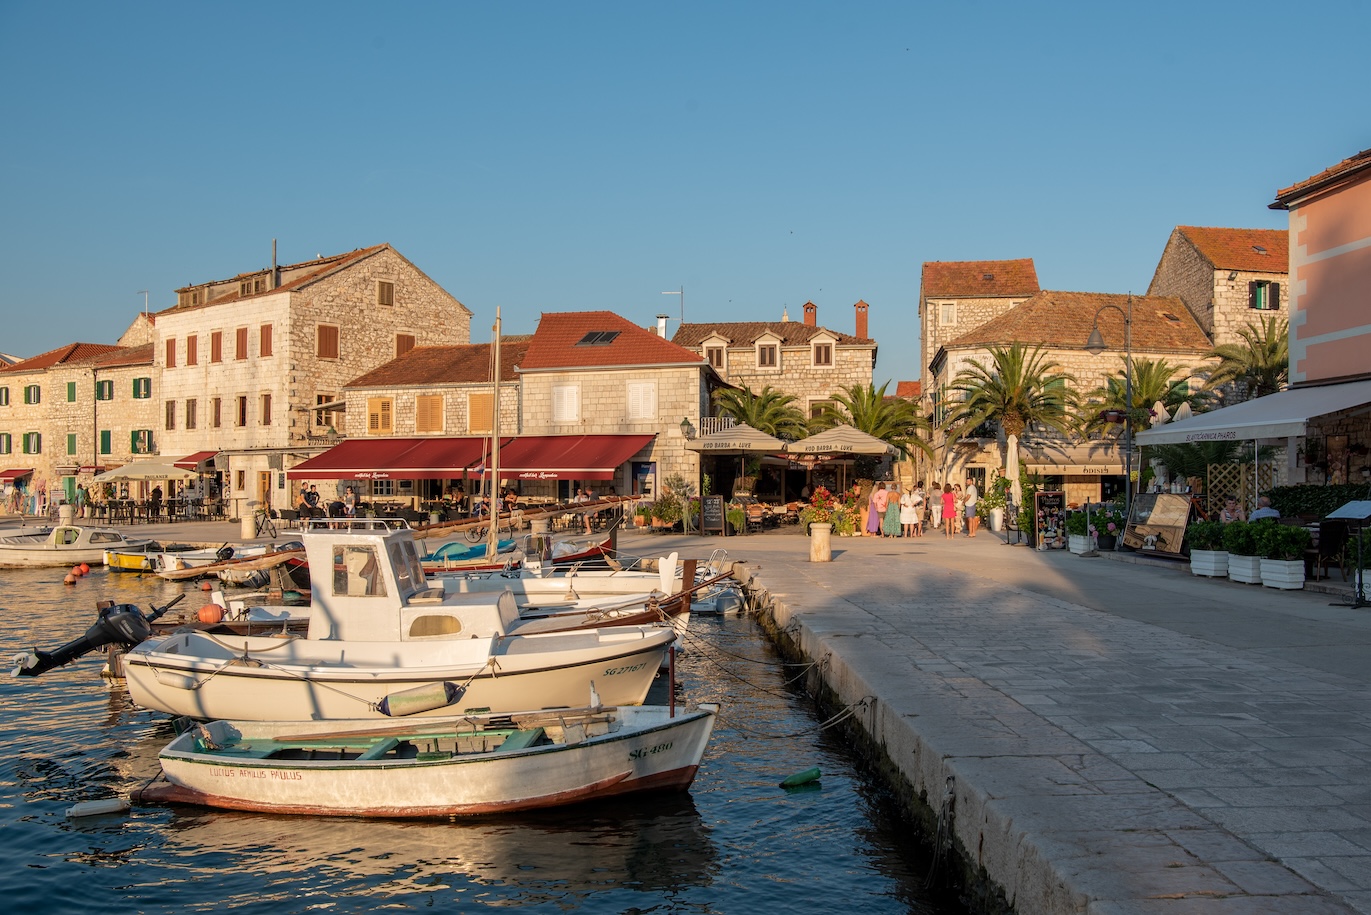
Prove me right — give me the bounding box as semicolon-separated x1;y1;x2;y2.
0;564;963;914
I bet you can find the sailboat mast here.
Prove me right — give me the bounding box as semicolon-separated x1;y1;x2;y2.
488;308;502;558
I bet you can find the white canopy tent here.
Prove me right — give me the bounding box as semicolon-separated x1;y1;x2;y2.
1135;379;1371;446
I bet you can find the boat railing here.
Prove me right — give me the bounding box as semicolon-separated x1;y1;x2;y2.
302;517;412;534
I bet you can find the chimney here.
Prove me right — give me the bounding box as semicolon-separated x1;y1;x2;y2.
803;301;817;326
656;314;669;338
854;299;869;339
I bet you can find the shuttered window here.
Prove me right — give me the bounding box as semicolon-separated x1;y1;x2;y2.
236;327;249;360
212;397;222;429
260;324;273;357
210;331;223;363
377;281;395;306
165;400;176;430
1249;281;1281;311
318;324;340;359
67;381;77;402
415;394;444;433
367;397;394;435
165;338;177;368
261;393;272;425
627;381;657;420
396;334;416;357
186;398;197;430
467;392;494;433
67;433;77;455
132;429;151;454
99;430;111;455
0;433;9;454
186;335;198;365
552;385;579;423
133;377;151;399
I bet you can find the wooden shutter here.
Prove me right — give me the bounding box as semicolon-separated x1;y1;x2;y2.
1270;283;1280;311
396;334;416;357
165;338;176;368
211;331;223;363
468;392;493;433
236;327;249;360
415;394;444;433
186;335;198;365
367;397;393;434
260;324;273;357
318;325;340;359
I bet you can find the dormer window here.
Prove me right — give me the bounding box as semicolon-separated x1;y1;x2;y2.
705;346;724;369
757;343;778;368
177;290;200;308
575;331;620;346
813;342;833;366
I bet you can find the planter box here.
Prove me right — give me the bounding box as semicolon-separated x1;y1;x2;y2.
1068;533;1093;555
1260;558;1305;590
1190;549;1229;578
1227;554;1263;584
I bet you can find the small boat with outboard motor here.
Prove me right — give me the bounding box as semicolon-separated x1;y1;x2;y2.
0;524;149;568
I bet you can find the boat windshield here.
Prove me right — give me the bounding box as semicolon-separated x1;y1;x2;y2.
333;545;387;597
389;540;427;596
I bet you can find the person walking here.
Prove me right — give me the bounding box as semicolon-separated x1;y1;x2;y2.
941;484;956;540
928;480;942;530
871;482;890;537
964;478;980;538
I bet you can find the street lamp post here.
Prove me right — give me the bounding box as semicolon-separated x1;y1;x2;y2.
1085;294;1134;539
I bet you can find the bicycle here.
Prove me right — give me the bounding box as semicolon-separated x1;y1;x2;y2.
464;516;515;543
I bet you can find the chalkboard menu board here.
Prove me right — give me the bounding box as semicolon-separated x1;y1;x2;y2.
701;495;726;534
1033;491;1066;550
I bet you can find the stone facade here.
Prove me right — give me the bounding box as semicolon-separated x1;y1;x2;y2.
156;245;471;517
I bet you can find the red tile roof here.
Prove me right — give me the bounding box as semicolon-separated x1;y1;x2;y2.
0;342;123;373
895;381;921;398
673;321;871;347
346;338;532;388
947;291;1211;353
161;245;390;314
1175;227;1287;273
1272;148;1371;208
522;312;704;370
920;259;1039;299
87;344;154;368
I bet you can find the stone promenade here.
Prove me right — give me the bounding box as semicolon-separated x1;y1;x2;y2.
619;526;1371;914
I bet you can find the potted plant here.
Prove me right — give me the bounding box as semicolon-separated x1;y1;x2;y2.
1186;519;1228;578
1064;510;1091;554
1257;522;1310;590
799;486;838;535
1223;520;1262;584
1090;502;1126;551
976;476;1011;532
651;494;683;531
725;507;745;536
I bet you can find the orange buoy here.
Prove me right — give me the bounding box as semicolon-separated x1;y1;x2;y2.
197;604;224;624
78;563;91;574
63;574;77;585
201;580;213;591
71;564;84;577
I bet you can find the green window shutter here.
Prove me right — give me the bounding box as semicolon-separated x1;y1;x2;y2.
100;430;111;455
67;433;77;455
0;433;9;454
67;381;76;402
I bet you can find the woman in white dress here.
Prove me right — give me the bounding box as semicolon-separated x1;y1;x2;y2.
899;485;920;537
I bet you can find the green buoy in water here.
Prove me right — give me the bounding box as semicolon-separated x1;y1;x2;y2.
780;766;821;788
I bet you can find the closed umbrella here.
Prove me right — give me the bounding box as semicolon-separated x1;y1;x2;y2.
1006;433;1022;510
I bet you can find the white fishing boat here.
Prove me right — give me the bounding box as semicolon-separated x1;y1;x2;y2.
106;541;278;574
120;519;675;721
131;701;718;818
0;525;149;568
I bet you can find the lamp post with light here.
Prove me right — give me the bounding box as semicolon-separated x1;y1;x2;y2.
1084;294;1134;533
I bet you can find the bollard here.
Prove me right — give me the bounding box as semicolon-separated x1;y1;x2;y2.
808;522;832;562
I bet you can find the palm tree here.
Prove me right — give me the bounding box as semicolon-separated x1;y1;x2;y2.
942;344;1076;498
813;381;932;458
1079;357;1207;440
712;385;809;440
1203;315;1288;402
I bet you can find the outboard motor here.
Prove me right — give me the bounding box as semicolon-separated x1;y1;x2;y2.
10;595;183;678
215;545;235;562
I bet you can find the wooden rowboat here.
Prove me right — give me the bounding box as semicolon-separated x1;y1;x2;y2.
132;703;717;818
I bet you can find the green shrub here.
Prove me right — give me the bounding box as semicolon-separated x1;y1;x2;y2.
1186;520;1226;551
1255;521;1311;561
1222;520;1258;556
1064;511;1089;536
1268;483;1368;519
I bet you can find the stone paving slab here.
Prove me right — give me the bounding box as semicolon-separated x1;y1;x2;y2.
621;528;1371;913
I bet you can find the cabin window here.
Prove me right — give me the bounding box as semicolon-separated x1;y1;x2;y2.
334;545;386;597
409;615;463;637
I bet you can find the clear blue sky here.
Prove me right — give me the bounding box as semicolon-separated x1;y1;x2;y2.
1;1;1364;386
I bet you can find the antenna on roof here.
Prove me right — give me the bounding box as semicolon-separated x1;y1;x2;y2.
661;286;683;324
137;290;148;315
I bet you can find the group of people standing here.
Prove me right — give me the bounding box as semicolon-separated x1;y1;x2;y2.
859;479;981;539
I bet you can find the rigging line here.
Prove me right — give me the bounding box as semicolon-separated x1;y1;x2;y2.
721;698;869;740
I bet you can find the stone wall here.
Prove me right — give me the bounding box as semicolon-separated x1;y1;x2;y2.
1148;233;1284;348
340;381;519;438
717;343;875;412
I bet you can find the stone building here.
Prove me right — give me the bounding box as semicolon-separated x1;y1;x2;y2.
919;259;1040;392
0;329;159;511
925;289;1212;506
1146;226;1288;355
672;300;877;419
154;244;471;517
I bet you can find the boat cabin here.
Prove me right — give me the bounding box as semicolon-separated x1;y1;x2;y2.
303;519;522;642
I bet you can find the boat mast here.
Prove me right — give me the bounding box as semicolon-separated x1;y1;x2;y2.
488;307;502;559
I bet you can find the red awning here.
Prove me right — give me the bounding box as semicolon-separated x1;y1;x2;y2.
496;435;655;481
0;468;35;483
287;437;488;480
174;450;220;471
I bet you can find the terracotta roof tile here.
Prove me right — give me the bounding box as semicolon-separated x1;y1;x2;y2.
86;344;154;368
1273;147;1371;208
947;291;1211;354
522;312;704;370
673;321;871;347
895;380;921;398
1176;226;1287;273
346;338;532;388
920;259;1039;299
0;342;123;373
160;245;390;315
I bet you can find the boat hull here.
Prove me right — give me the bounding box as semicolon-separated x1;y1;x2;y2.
0;525;147;567
121;626;673;721
134;705;716;817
